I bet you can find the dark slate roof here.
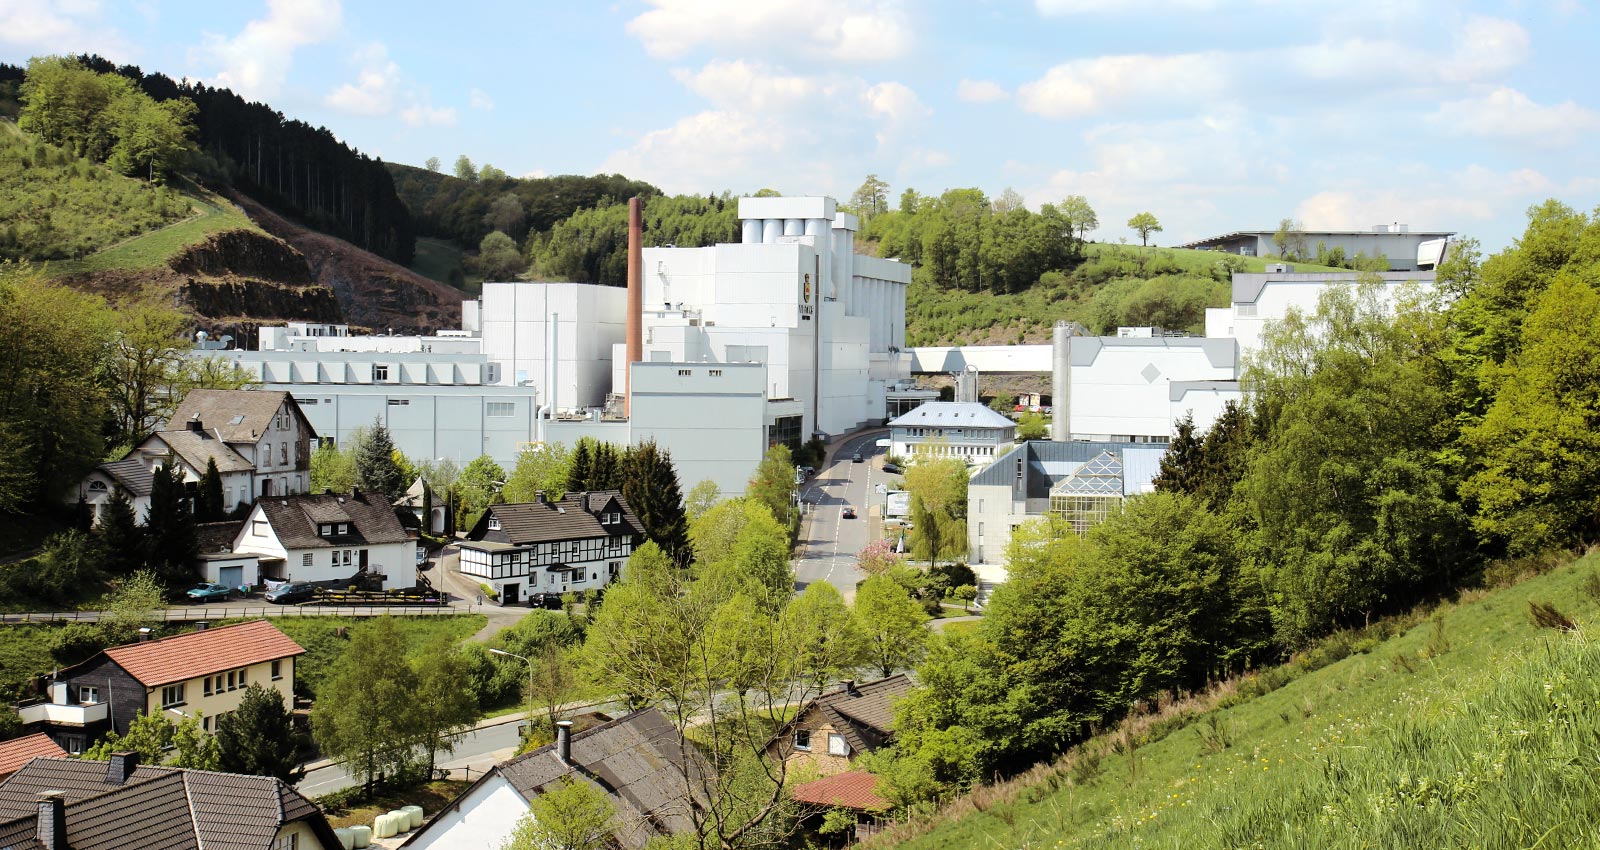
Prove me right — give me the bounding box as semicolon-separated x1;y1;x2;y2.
152;429;255;474
789;676;913;756
169;389;316;444
198;520;246;553
257;490;412;549
467;490;641;547
97;458;155;497
0;758;338;850
406;709;708;850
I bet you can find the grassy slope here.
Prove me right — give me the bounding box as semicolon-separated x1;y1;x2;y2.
45;179;260;276
905;242;1347;346
410;236;482;294
886;552;1600;850
270;615;486;698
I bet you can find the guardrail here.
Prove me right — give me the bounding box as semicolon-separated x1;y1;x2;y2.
0;605;465;624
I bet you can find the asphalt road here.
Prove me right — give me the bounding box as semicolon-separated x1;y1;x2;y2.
793;430;899;602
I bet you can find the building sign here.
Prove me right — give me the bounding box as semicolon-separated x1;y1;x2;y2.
799;272;815;317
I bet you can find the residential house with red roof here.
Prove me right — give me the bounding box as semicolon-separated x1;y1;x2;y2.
0;735;66;781
766;675;913;777
18;621;304;754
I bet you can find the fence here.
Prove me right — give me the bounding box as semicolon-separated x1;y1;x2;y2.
0;604;466;624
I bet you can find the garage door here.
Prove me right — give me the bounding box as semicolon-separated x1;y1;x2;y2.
219;565;243;589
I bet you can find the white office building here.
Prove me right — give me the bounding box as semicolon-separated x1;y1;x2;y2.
1204;269;1436;362
888;402;1017;465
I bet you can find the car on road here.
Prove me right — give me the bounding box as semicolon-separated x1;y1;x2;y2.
851;452;864;463
264;582;317;605
800;465;815;476
185;582;232;603
842;506;857;519
882;462;903;474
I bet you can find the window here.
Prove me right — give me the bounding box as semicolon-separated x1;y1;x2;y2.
373;364;390;381
203;677;213;696
273;833;299;850
280;442;288;465
78;685;99;704
486;402;515;417
387;398;410;406
709;369;722;377
827;733;849;756
677;369;692;376
237;668;247;686
227;671;235;691
337;523;349;535
793;730;812;751
202;716;211;732
296;397;318;405
271;660;282;680
302;553;313;567
88;480;107;492
161;684;186;708
487;517;502;530
486;364;501;383
319;524;331;536
342;550;352;565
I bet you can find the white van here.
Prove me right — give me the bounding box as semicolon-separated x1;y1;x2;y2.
875;438;891;449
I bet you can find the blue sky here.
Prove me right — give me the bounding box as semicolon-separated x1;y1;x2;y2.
2;0;1597;251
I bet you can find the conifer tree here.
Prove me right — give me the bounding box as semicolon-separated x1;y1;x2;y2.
97;486;144;577
621;441;687;563
1153;413;1202;496
144;463;197;588
566;439;594;492
354;422;406;501
217;684;303;783
197;457;224;521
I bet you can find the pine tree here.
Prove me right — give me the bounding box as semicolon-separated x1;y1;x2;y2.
197;458;224;521
566;439;594;492
590;442;623;490
354;423;406;501
621;441;687;563
97;487;144;577
216;684;303;783
144;463;197;588
1153;413;1202;496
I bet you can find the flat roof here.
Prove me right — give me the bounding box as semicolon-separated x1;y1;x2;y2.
1180;229;1454;248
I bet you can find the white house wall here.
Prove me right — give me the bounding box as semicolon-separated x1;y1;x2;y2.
404;776;527;850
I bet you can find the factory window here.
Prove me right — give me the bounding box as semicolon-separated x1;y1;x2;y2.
373;364;390;381
388;399;410;406
487;364;501;383
678;369;692;376
709;369;722;377
296;397;318;405
486;402;515;417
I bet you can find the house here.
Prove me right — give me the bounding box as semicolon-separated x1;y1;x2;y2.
396;476;450;536
0;751;341;849
459;491;642;606
71;389;317;526
790;770;891;843
0;735;65;781
232;489;418;590
194;519;260;589
888;402;1017;465
767;675;913;777
19;620;303;753
402;709;708;850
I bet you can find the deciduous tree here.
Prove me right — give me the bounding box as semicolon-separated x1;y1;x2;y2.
1127;212;1162;246
504;442;571;504
313;617;419;796
853;573;928;677
501;777;616;850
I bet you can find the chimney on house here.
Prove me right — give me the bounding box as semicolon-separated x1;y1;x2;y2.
624;196;643;417
137;628;153;643
845;680;860;697
106;751;139;785
35;792;66;850
350;486;361;500
556;720;573;765
187;414;204;433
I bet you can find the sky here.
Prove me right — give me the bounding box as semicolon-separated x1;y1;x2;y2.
2;0;1597;251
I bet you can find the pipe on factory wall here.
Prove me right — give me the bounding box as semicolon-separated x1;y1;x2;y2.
625;197;643;417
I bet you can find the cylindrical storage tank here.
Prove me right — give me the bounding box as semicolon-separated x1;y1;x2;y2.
762;219;783;243
742;219;763;244
1051;321;1073;442
803;218;827;237
388;810;411;832
350;825;372;848
783;218;803;236
402;806;424;830
334;828;355;850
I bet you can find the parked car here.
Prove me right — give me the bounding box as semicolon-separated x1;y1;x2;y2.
1042;406;1053;414
851;452;864;463
882;462;903;475
264;582;317;605
800;465;816;476
842;507;858;519
185;582;231;603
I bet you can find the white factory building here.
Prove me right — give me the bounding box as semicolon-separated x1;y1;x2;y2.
188;196;914;500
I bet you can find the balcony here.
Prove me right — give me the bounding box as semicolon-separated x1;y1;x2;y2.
19;700;109;726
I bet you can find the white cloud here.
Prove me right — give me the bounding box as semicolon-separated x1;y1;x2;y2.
673;60;833;112
0;0;131;58
324;43;399;117
469;88;494;110
601;109;831;193
1017;15;1530;120
626;0;911;62
1035;0;1217;13
196;0;342;100
521;168;548;179
400;101;457;127
1431;86;1600;147
1295;165;1554;229
957;79;1008;103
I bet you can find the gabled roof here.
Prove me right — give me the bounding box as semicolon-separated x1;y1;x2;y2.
395;476;432;508
169;389;315;444
95;458;155;497
888;402;1016;430
256;490;412;550
405;708;709;850
467;490;641;547
0;735;65;777
197;520;246;553
777;675;913;757
99;620;304;688
790;770;889;812
148;429;255;474
0;757;339;850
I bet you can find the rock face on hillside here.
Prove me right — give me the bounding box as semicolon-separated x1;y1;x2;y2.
168;229;310;279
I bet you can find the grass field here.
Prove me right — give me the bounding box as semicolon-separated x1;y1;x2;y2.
270;614;487;698
882;551;1600;850
45;179;261;276
410;236;481;294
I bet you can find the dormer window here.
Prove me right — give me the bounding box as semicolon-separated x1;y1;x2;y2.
337;523;349;535
487;517;502;531
319;524;333;536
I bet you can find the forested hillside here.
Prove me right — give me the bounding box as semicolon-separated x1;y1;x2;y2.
388;162;657;249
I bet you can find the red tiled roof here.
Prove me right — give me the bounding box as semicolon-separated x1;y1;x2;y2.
103;621;304;687
0;735;66;777
790;770;889;811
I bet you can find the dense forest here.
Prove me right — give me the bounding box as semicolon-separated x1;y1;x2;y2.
1;55;418;265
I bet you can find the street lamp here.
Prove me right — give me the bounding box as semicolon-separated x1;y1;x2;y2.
488;648;534;734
